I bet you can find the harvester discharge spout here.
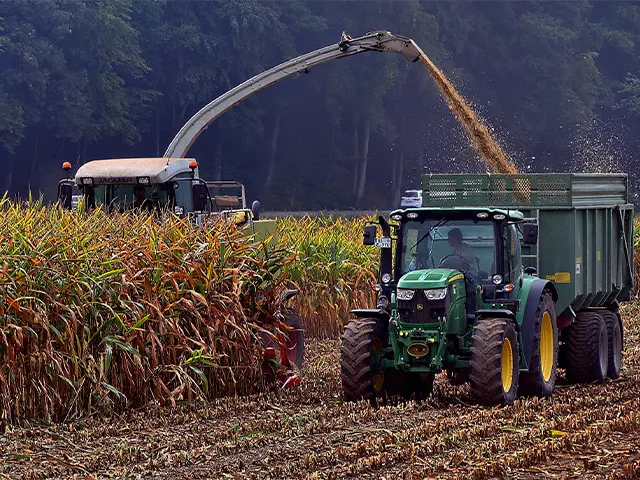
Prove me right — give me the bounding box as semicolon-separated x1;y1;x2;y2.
164;31;424;159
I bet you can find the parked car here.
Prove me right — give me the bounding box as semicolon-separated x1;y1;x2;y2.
400;189;422;208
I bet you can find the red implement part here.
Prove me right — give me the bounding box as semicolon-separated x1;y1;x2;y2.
262;343;300;390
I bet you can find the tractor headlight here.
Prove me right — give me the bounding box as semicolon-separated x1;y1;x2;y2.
396;288;415;301
424;288;447;301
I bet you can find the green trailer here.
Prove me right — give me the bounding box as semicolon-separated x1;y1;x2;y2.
341;173;634;406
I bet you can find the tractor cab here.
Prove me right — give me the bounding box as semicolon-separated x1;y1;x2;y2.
58;158;204;215
391;208;531;310
57;158;261;222
57;158;275;243
366;208;535;309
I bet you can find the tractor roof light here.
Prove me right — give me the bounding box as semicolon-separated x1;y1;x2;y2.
62;162;72;171
476;212;489;219
391;214;403;221
407;212;419;219
494;213;506;220
189;160;198;169
82;177;94;185
137;176;150;185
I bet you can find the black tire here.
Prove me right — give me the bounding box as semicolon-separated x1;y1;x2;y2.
564;311;608;384
281;309;305;369
519;291;558;398
341;318;387;403
600;310;623;379
470;318;519;406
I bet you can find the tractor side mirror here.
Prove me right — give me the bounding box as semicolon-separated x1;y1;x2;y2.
251;200;261;220
57;183;73;210
521;223;538;245
363;225;377;245
192;183;209;212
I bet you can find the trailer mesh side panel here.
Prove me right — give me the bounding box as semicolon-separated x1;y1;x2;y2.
421;174;627;208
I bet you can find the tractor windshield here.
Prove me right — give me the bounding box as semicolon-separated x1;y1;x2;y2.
398;217;496;283
87;183;172;212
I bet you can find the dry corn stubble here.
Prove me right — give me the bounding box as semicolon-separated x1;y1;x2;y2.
1;303;638;479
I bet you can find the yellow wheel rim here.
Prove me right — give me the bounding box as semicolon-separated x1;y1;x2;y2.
372;338;384;392
501;338;513;393
540;312;554;382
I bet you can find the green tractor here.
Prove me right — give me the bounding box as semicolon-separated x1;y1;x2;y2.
341;173;633;405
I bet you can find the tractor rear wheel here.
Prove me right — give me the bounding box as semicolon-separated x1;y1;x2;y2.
564;311;608;384
519;291;558;397
600;310;623;379
341;318;387;403
470;318;519;406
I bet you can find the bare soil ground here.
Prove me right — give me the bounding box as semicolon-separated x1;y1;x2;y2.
2;303;639;480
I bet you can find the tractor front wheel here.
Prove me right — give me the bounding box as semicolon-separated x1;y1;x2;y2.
519;291;558;397
470;318;519;406
341;318;387;404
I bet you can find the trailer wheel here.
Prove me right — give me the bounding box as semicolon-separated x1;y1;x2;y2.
340;318;387;403
564;311;608;384
470;318;519;406
600;310;623;379
519;291;558;397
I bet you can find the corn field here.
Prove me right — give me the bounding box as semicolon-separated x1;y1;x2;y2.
0;200;295;424
276;216;378;338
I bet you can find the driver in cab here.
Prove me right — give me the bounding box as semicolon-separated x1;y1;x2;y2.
442;228;479;282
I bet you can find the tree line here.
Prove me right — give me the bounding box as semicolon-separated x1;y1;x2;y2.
1;1;639;209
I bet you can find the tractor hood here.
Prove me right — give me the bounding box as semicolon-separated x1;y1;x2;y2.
397;268;462;290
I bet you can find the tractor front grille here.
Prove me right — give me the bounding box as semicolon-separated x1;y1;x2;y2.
397;292;449;324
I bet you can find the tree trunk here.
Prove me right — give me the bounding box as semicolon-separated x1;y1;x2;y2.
5;156;13;194
356;121;370;204
213;142;223;181
155;107;160;157
352;115;359;197
28;132;40;186
393;149;405;207
393;115;407;207
264;112;281;195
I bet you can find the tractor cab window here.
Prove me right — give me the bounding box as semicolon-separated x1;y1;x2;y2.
171;178;194;213
504;224;522;283
399;218;496;283
90;183;172;212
